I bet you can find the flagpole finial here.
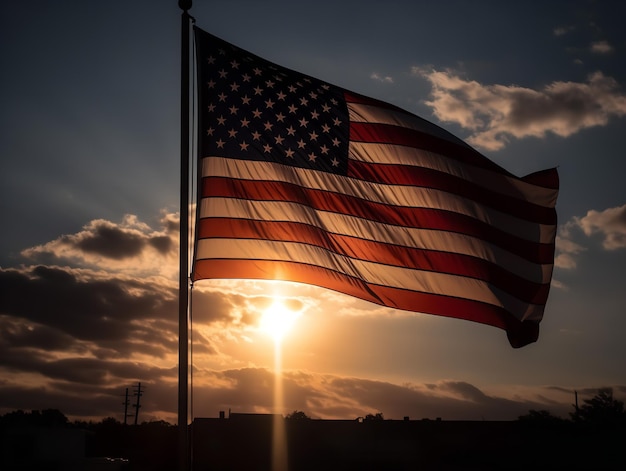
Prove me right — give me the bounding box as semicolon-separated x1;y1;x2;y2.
179;0;192;12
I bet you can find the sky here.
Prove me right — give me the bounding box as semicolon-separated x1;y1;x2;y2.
1;0;625;424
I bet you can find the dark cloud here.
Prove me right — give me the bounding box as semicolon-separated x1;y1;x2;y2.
0;265;177;343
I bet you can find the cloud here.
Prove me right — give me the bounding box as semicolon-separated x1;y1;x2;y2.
411;68;626;150
2;209;623;423
370;73;393;84
553;25;575;36
590;40;614;54
575;204;626;250
21;213;179;278
554;204;626;273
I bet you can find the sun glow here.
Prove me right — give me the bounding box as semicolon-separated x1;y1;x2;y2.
259;299;301;342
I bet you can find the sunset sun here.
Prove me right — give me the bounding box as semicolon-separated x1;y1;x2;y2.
259;299;301;342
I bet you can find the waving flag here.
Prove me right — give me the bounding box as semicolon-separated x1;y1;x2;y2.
191;27;559;348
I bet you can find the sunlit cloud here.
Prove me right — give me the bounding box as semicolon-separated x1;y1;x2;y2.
411;68;626;151
590;40;613;54
370;72;394;83
554;204;626;273
21;212;179;278
575;204;626;250
553;25;574;36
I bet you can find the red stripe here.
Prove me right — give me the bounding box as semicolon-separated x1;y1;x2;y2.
201;177;556;264
521;168;560;190
197;217;551;304
348;160;557;225
345;90;410;115
350;122;509;175
192;258;539;346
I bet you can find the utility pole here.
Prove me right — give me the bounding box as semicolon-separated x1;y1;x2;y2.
133;382;144;425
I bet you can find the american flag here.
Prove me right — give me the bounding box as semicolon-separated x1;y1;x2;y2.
191;27;559;348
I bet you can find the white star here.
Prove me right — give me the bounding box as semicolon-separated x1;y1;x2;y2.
299;97;309;106
264;121;274;131
218;69;228;78
251;131;262;140
297;139;306;149
276;91;287;100
242;73;251;82
230;82;240;92
253;86;263;95
332;137;341;146
331;157;340;167
241;95;251;105
218;93;227;102
263;144;273;153
286;126;296;136
217;116;226;125
309;131;319;141
299;117;309;127
216;139;225;148
320;145;329;154
230;60;240;69
265;98;275;109
288;104;298;114
310;110;319;119
275;135;285;145
240;118;250;127
333;117;342;126
308;152;317;162
275;112;286;122
252;109;263;118
285;148;295;158
207;80;216;88
229;105;239;115
321;124;331;133
253;67;263;75
240;141;249;151
265;80;275;88
228;129;238;138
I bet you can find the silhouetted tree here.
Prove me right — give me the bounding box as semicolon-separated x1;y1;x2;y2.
0;409;69;428
518;409;564;423
286;410;310;419
571;388;626;428
364;412;384;421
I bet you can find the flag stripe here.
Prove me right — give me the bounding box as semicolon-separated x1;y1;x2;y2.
197;217;551;304
346;99;473;150
348;142;558;207
201;176;556;264
192;259;528;331
198;198;554;284
347;159;556;224
201;157;556;247
194;238;545;321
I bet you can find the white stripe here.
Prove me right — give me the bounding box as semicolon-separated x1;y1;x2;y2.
195;238;544;322
349;142;558;208
202;156;556;243
200;197;554;284
347;102;471;149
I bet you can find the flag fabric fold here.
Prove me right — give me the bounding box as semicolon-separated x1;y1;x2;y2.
191;27;559;348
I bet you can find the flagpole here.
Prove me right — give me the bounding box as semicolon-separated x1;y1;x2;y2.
178;1;192;471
